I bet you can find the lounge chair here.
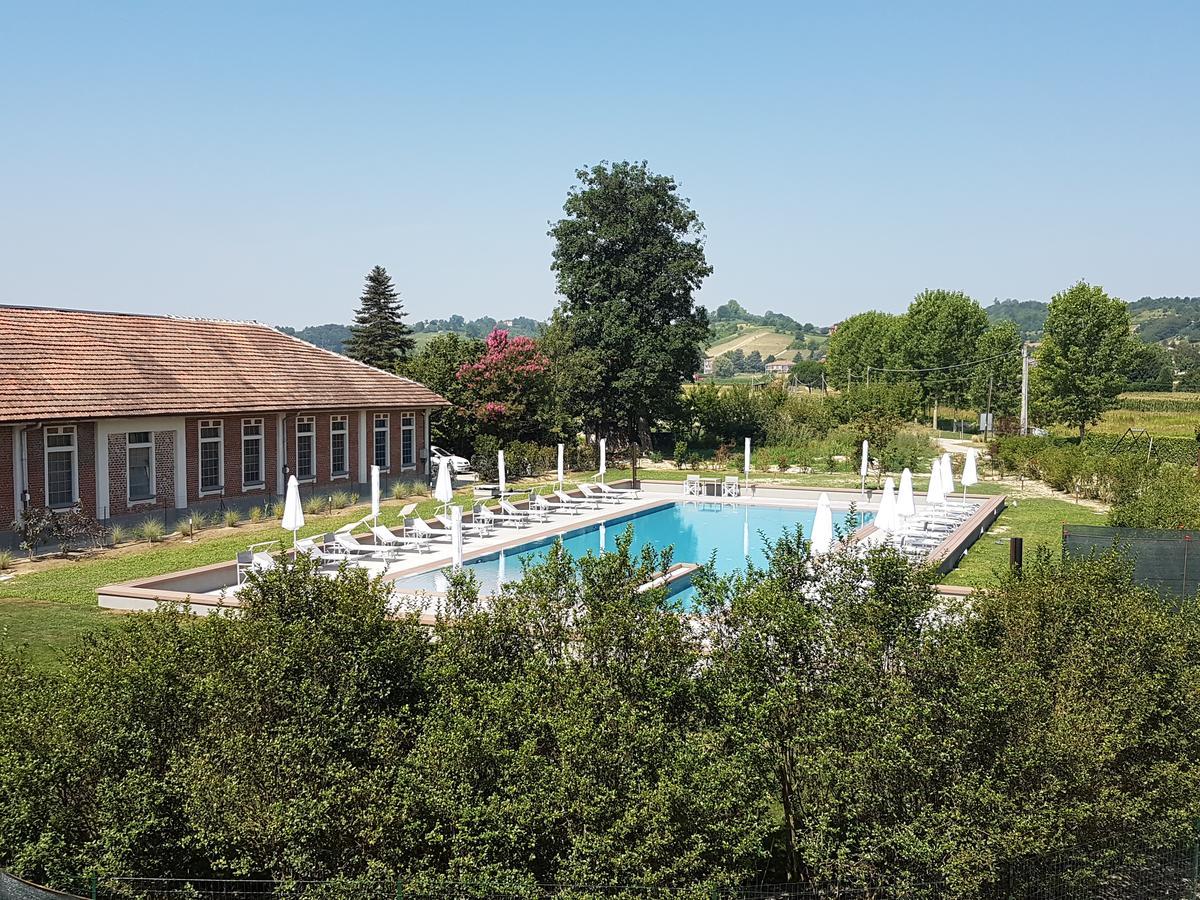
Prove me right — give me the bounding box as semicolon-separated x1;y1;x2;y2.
332;532;381;559
553;488;598;510
593;482;641;500
577;483;621;505
370;524;429;555
501;498;547;523
435;512;492;539
408;516;452;542
475;503;528;528
532;493;576;516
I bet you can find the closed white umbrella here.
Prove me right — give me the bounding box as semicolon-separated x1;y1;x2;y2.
875;476;897;535
281;474;304;547
598;438;607;482
498;450;506;497
810;492;834;556
743;506;750;557
557;443;564;487
450;504;463;569
859;440;869;496
897;468;916;519
961;447;979;501
941;452;955;495
434;456;454;511
497;547;506;586
926;460;945;507
744;437;752;480
370;464;381;524
599;520;606;551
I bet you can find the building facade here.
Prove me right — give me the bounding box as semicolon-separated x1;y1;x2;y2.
0;306;449;546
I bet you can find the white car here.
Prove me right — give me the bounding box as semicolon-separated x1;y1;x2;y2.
431;445;472;475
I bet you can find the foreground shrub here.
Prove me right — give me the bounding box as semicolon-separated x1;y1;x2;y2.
1109;464;1200;529
133;517;166;543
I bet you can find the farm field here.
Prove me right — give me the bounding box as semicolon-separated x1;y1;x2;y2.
1048;391;1200;439
705;325;795;360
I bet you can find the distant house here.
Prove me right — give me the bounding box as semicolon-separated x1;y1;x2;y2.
701;358;715;375
0;305;449;545
766;359;794;375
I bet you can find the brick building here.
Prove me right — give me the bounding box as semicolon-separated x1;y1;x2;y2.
0;306;448;545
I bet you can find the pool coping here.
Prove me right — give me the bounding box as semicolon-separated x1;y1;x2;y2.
96;481;1003;616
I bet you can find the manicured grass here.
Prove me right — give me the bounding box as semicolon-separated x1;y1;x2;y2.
0;597;120;671
940;497;1108;589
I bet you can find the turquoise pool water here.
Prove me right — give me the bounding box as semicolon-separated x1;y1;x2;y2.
394;500;870;602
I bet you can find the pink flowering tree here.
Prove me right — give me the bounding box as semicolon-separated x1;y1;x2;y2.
456;329;553;443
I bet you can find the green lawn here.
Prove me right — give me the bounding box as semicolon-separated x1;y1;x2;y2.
0;487;493;670
941;497;1108;589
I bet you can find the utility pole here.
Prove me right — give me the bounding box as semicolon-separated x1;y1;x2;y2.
1019;343;1030;436
985;374;994;442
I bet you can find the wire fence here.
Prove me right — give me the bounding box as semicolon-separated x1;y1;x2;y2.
52;843;1198;900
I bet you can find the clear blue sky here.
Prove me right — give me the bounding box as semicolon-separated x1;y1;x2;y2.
2;1;1196;328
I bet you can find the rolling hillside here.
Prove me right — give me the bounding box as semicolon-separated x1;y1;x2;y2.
706;326;796;359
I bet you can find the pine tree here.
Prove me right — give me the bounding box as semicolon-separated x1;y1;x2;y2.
343;265;415;369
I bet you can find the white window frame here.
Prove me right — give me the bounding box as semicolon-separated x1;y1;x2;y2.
126;431;156;505
373;414;390;472
330;415;349;479
242;418;265;490
44;425;79;509
401;413;416;470
198;420;224;496
296;416;316;482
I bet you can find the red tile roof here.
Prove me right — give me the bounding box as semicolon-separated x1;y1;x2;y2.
0;305;449;423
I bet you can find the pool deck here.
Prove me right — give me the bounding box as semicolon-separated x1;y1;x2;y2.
96;480;1003;618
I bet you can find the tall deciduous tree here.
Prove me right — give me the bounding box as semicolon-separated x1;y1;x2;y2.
1033;281;1135;437
548;161;712;445
823;311;901;389
455;329;553;444
344;265;415;370
895;289;989;406
397;332;485;451
969;320;1023;417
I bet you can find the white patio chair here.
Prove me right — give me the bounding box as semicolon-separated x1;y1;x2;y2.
593;482;641;500
721;476;740;498
370;524;429;555
684;474;702;496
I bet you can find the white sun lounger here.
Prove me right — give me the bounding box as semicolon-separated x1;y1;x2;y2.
501;498;546;523
435;512;492;538
333;532;382;559
554;489;598;510
475;504;528;528
592;482;641;500
532;493;577;515
577;483;621;504
408;516;452;542
370;525;429;555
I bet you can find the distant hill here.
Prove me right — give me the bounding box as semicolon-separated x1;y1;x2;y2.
1129;296;1200;343
985;296;1200;344
279;315;545;355
985;299;1048;339
705;300;830;362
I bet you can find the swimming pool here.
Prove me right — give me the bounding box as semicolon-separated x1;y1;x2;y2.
393;500;871;601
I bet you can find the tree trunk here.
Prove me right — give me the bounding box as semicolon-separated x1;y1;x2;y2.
1079;422;1086;439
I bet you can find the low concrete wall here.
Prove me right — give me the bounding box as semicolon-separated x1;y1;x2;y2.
0;872;86;900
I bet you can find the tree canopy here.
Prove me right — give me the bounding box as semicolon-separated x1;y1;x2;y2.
547;161;712;445
343;265;415;370
1033;281;1135;437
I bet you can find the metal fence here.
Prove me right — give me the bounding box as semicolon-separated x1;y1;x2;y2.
56;845;1198;900
1063;524;1200;597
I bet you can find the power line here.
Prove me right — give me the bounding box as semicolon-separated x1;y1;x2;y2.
864;349;1021;376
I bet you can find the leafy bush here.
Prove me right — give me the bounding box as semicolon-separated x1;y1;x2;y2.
10;507;53;559
270;501;286;519
248;506;265;523
303;496;328;516
108;524;129;546
222;509;242;528
673;440;689;467
879;430;936;473
1109;465;1200;529
134;517;166;543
